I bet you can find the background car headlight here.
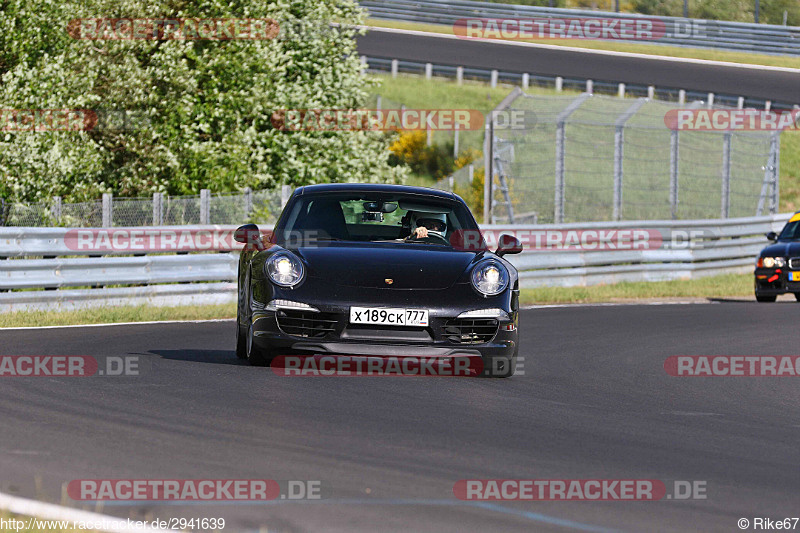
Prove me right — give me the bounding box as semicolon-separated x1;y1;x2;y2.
762;257;786;268
265;252;304;287
471;261;509;296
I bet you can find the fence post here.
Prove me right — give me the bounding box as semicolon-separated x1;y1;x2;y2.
721;133;731;218
244;187;253;219
391;59;398;78
490;70;498;88
555;77;563;92
553;93;591;223
152;192;163;225
770;132;780;214
678;90;686;104
586;79;593;94
613;98;647;221
425;62;432;80
102;193;113;227
618;83;625;98
456;66;463;85
200;189;210;224
51;196;62;224
647;86;655;99
670;130;679;219
522;73;529;89
281;185;291;208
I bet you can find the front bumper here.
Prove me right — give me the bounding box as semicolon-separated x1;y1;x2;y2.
754;267;800;295
249;282;519;358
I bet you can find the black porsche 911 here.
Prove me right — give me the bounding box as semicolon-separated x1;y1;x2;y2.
754;211;800;302
233;183;523;377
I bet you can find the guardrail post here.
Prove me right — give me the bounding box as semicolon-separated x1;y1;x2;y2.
51;196;62;225
376;95;382;111
453;122;459;157
737;97;745;109
647;86;655;99
490;70;498;88
281;185;291;208
425;62;432;80
391;59;398;78
555;77;563;92
707;92;715;107
152;192;163;225
469;164;474;184
522;73;529;89
360;55;367;68
670;130;679;219
244;187;253;218
678;90;686;104
617;83;625;98
586;80;593;94
456;66;463;85
102;193;112;227
765;100;772;111
200;189;210;224
721;133;731;218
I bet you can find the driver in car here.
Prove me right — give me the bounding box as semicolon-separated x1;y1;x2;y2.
403;212;448;242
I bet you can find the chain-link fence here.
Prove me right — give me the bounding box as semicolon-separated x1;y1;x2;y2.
487;90;781;224
0;188;285;227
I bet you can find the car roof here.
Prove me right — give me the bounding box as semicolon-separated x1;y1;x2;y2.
295;183;457;200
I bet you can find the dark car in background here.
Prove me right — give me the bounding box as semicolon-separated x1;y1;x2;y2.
754;211;800;302
233;183;523;377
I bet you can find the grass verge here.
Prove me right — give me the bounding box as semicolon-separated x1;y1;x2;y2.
519;273;754;304
0;303;236;328
366;19;800;69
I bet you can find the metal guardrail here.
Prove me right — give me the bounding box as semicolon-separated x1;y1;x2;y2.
0;214;791;311
361;0;800;56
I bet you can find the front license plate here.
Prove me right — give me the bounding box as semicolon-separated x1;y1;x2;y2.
791;272;800;281
350;307;429;327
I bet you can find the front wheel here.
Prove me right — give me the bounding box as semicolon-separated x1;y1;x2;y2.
246;323;272;366
756;294;777;303
235;321;247;359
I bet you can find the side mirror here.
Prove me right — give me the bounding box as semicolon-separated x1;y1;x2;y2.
766;231;778;242
234;224;261;244
496;234;523;257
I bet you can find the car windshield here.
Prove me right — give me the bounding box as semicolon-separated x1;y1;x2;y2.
275;192;483;247
778;219;800;240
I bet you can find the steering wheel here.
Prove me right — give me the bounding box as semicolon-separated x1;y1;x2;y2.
410;232;450;245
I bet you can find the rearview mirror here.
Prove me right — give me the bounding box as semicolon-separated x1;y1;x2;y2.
496;234;523;257
766;231;778;242
234;223;261;244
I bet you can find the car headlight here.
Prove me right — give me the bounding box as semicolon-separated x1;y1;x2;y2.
471;261;509;296
265;252;304;287
762;257;786;268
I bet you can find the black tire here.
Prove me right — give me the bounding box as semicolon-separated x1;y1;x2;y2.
235;320;247;359
756;294;777;303
795;293;800;302
246;322;272;366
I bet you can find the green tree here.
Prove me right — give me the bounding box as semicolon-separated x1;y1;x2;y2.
0;0;405;203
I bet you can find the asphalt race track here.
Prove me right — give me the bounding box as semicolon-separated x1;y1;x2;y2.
2;302;800;532
356;29;800;104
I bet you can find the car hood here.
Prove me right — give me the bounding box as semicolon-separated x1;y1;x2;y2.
294;243;481;289
760;241;800;257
